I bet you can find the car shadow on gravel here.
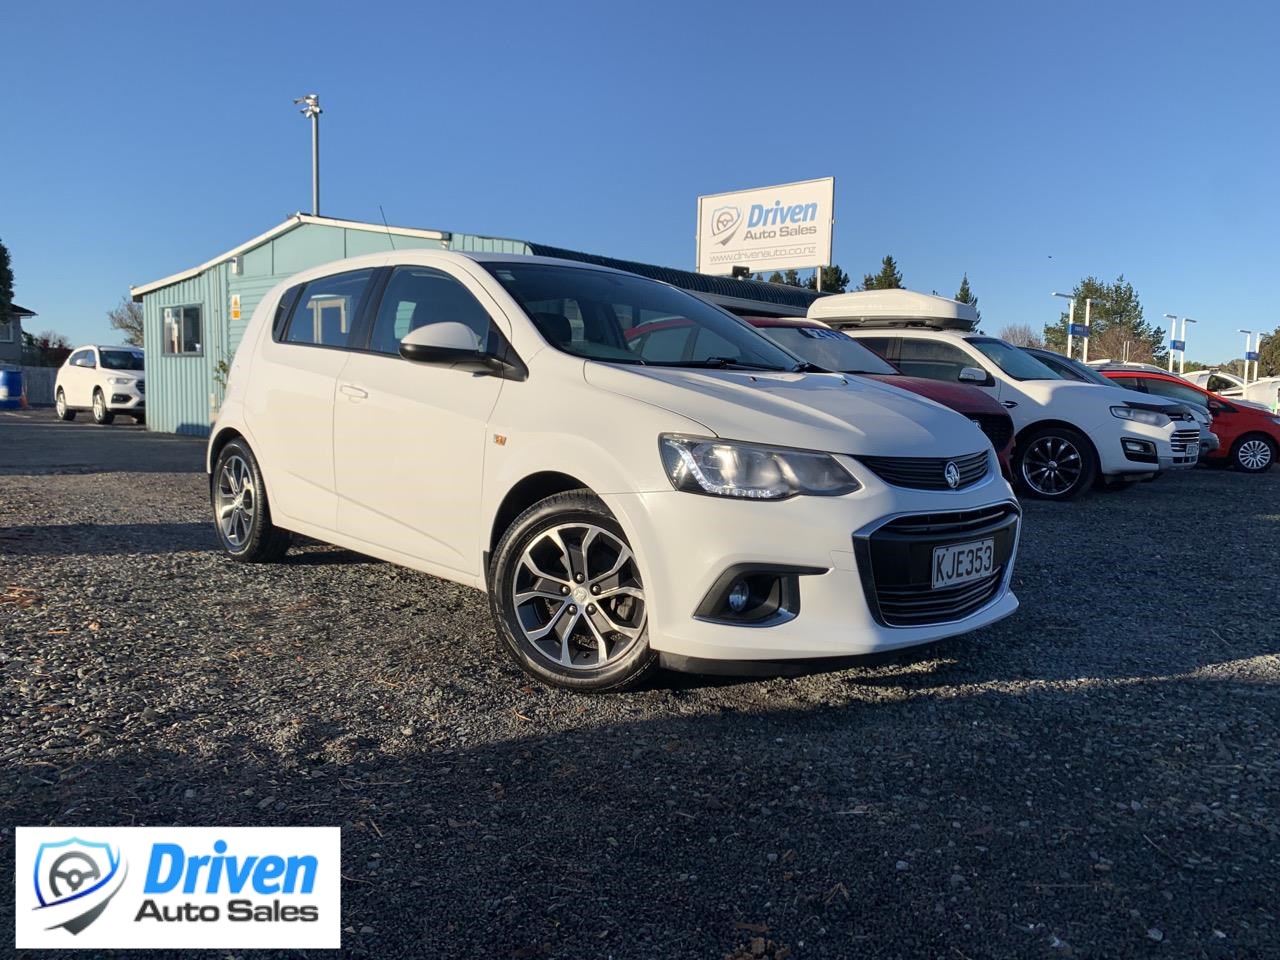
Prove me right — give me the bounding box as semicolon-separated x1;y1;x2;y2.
4;666;1277;960
0;523;218;556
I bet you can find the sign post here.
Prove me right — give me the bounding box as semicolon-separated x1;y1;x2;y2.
696;178;834;278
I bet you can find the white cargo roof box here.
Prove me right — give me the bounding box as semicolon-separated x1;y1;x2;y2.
807;289;979;331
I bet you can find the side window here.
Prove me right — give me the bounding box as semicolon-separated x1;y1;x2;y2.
286;269;375;349
163;305;203;355
368;267;492;356
1113;376;1145;392
273;284;303;339
1206;374;1236;393
896;339;974;381
69;349;93;367
856;336;895;359
631;325;694;362
1143;378;1205;405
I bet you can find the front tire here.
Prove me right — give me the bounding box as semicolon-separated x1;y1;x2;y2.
489;490;657;692
211;439;292;562
1232;434;1276;473
1015;426;1097;500
91;389;114;425
55;389;75;421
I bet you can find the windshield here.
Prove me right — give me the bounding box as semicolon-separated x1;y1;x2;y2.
100;350;144;371
758;325;897;375
970;338;1061;380
483;263;802;371
1034;351;1111;385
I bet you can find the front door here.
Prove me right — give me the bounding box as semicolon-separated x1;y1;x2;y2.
333;264;505;576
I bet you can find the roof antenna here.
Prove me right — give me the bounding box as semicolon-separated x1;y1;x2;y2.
378;205;397;250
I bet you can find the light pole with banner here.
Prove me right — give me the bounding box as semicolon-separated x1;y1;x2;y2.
1164;313;1180;371
1238;329;1254;385
1179;318;1195;375
1052;292;1076;358
1081;297;1095;363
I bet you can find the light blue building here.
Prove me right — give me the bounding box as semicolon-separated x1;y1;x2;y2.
131;213;819;436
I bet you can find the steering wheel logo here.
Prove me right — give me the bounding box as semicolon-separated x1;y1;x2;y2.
33;837;127;936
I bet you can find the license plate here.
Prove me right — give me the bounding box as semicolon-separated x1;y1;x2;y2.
932;538;996;589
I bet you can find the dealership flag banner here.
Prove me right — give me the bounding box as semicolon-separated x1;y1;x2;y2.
15;826;341;950
696;177;834;276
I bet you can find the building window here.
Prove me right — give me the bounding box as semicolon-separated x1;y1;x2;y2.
0;319;13;343
163;305;203;355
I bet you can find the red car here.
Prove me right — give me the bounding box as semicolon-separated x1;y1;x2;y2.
1100;368;1279;472
623;315;1015;475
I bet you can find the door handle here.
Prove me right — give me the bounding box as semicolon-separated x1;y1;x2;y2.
339;384;368;400
1001;400;1018;408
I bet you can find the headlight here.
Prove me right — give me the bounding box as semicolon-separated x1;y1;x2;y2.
108;377;135;386
659;435;860;500
1111;405;1170;428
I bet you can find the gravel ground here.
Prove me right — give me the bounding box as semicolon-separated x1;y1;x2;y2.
2;409;1279;959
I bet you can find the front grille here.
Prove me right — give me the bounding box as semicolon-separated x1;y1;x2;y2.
969;414;1013;452
858;450;989;490
854;503;1019;627
1171;428;1199;463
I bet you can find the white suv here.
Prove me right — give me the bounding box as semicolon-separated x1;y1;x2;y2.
812;291;1198;499
209;252;1021;690
54;345;146;424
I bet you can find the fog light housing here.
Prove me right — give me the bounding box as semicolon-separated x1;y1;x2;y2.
1121;438;1157;463
695;564;825;626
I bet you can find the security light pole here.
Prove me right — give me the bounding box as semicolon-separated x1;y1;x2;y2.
294;94;322;215
1180;318;1195;375
1164;313;1178;371
1238;329;1253;385
1053;292;1076;358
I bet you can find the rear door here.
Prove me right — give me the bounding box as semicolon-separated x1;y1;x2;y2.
248;268;378;533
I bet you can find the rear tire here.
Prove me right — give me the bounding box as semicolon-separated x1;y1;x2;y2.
55;389;75;421
91;389;114;425
1014;426;1098;500
211;438;293;562
1231;434;1276;473
489;489;657;692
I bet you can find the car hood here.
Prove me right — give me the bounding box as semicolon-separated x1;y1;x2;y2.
584;363;991;457
857;373;1006;416
1019;378;1153;408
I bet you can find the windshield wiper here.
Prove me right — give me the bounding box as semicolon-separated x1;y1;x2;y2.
654;357;788;371
792;361;831;373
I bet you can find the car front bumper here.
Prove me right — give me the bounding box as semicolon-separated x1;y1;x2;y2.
1097;419;1199;475
107;386;145;412
605;456;1020;665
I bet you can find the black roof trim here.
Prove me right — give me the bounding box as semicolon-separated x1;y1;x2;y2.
522;243;825;310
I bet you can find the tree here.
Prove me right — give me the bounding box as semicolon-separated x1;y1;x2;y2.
1256;325;1280;379
782;268;803;287
0;238;13;340
862;255;903;290
107;294;144;346
998;323;1044;349
1042;275;1165;365
955;273;980;320
803;265;850;293
21;330;72;367
765;271;784;284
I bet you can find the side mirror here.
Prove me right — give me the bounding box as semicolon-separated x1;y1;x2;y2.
399;322;526;380
958;366;987;384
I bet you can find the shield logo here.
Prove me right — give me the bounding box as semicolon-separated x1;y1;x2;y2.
944;461;961;489
33;837;127;935
710;205;742;246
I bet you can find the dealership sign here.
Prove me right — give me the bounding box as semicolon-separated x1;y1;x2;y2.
696;177;834;276
15;826;340;949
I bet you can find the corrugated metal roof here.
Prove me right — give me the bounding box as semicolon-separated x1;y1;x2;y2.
523;243;825;310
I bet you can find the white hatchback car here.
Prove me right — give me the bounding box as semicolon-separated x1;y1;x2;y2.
813;291;1200;499
55;345;146;424
209;252;1021;690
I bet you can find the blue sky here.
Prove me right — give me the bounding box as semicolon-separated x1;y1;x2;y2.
3;0;1278;362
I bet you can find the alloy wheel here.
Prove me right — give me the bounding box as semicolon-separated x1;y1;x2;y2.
93;393;104;420
512;523;645;670
1237;438;1273;471
1022;435;1083;496
215;454;256;548
55;392;66;417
